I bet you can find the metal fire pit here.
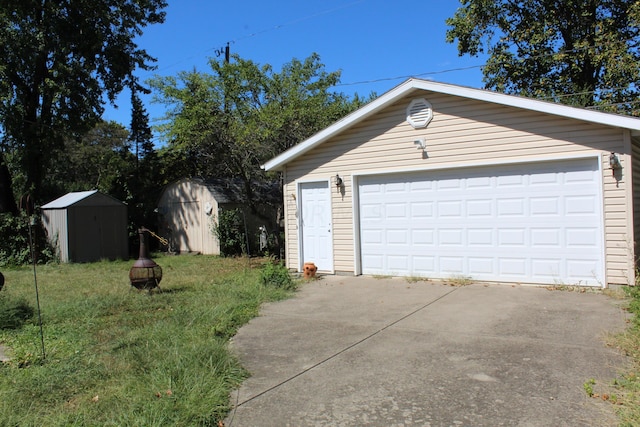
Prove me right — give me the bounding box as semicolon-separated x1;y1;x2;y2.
129;228;162;290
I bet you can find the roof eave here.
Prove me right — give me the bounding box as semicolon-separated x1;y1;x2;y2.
262;78;640;171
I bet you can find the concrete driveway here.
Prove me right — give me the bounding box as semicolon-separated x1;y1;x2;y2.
226;276;629;427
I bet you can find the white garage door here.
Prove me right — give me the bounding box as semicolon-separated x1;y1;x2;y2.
358;159;604;285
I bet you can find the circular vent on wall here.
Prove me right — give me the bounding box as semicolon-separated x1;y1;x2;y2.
406;98;433;129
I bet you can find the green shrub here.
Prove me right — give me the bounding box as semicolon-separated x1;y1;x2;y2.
260;260;296;290
0;213;57;266
213;208;247;257
0;294;34;329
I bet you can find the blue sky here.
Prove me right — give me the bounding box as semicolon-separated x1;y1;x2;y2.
102;0;487;135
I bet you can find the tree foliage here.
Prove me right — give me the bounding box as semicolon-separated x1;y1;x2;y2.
446;0;640;113
44;121;133;199
150;53;370;208
0;0;167;210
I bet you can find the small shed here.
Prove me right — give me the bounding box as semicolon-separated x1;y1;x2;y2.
156;178;280;255
41;190;128;262
264;78;640;287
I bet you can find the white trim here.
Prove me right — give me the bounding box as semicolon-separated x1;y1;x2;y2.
351;173;362;276
295;182;303;272
623;130;635;286
596;154;607;288
350;151;601;178
263;78;640;171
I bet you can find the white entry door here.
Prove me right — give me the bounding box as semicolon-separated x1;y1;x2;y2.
358;159;604;285
300;181;333;272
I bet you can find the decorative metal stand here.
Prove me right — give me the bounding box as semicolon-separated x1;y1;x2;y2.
129;228;163;291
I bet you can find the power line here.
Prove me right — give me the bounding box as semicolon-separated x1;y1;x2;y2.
334;64;486;88
228;0;365;45
154;0;366;74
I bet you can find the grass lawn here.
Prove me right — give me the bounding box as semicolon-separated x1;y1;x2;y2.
0;255;295;426
608;285;640;426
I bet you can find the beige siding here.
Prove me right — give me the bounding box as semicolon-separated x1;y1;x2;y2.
157;179;220;255
283;91;633;285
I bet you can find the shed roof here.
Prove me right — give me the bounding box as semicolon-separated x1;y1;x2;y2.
41;190;124;209
192;177;281;205
263;78;640;171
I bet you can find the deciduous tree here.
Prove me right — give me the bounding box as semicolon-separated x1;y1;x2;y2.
446;0;640;113
150;53;370;211
0;0;167;212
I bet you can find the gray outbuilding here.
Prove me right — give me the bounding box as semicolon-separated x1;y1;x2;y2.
41;190;128;262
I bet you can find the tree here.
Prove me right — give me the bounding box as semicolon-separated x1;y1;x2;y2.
0;0;167;212
150;53;369;211
43;120;134;200
445;0;640;113
129;81;162;230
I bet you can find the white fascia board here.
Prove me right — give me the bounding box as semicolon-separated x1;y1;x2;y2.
413;80;640;131
262;78;640;171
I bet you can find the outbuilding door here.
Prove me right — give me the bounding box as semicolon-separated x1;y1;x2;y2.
358;158;604;285
299;181;334;272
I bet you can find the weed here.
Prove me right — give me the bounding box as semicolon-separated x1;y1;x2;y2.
446;274;473;286
584;378;596;397
405;276;429;283
260;259;297;290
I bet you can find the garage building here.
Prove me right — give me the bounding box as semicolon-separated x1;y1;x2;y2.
263;79;640;287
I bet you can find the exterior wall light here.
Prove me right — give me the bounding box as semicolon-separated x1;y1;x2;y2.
414;138;426;150
609;152;622;176
335;174;343;188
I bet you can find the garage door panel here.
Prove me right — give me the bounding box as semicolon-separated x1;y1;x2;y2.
440;257;464;273
411;202;434;218
567;260;600;280
497;174;525;187
530;228;561;247
385;203;406;218
498;229;526;246
468;229;493;245
530;197;561;215
413;229;435;245
358;159;604;285
387;229;409;244
469;257;494;274
566;195;598;215
498;258;528;276
467;201;493;217
530;171;561;185
497;198;526;216
566;228;599;247
467;176;492;188
438;201;463;217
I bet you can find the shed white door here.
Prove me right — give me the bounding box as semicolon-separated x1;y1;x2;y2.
358;159;604;285
300;181;333;272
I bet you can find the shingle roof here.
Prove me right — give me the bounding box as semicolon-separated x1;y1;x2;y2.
197;178;281;205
